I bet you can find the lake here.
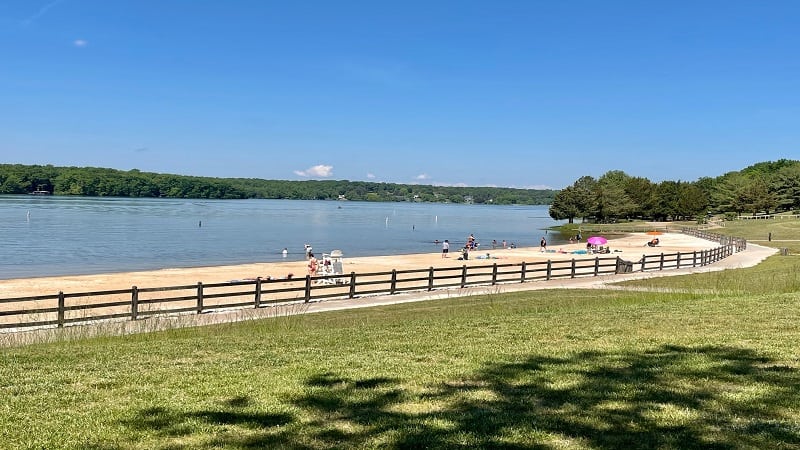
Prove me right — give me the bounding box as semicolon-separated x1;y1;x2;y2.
0;196;564;279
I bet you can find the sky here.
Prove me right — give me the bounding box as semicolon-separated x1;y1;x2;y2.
1;1;798;189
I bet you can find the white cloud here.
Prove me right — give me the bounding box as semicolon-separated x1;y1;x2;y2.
294;164;334;178
415;173;430;180
73;39;87;47
366;173;376;179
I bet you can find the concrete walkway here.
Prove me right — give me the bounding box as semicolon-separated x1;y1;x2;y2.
291;243;778;315
2;243;779;346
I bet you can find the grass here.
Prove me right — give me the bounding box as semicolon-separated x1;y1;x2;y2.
2;287;800;449
712;217;800;254
1;218;799;449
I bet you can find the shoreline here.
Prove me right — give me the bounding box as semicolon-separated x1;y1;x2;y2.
0;232;720;299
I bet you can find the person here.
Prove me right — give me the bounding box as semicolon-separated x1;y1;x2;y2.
307;253;318;277
502;240;507;249
282;248;288;258
442;239;450;258
304;244;313;259
461;246;469;260
540;237;547;252
492;239;497;249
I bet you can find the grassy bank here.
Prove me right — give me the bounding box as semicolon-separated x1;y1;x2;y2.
2;219;799;449
2;285;799;449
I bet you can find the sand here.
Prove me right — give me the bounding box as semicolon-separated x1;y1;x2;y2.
0;232;718;299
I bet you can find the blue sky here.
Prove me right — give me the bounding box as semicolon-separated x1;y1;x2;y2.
1;1;798;189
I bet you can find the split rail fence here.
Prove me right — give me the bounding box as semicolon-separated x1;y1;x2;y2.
0;228;747;331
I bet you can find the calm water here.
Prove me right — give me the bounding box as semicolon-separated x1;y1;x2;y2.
0;195;563;279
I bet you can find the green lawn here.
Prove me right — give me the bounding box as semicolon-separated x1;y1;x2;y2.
2;219;800;449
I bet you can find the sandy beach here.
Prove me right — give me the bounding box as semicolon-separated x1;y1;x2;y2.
0;232;719;299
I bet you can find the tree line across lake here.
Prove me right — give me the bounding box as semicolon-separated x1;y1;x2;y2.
548;159;800;223
0;164;555;205
3;160;798;221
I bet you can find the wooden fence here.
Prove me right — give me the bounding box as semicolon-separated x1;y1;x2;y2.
0;229;745;332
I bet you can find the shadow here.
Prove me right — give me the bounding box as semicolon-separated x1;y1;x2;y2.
103;346;799;449
115;396;294;448
285;346;800;449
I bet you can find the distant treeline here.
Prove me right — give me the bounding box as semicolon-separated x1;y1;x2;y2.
549;159;800;223
0;164;556;205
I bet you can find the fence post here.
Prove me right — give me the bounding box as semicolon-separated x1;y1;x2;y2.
546;260;552;280
197;282;204;314
659;253;664;270
57;291;65;328
131;286;139;321
255;277;262;308
460;265;467;288
304;275;312;303
594;257;599;276
428;267;434;291
390;269;397;294
692;251;697;267
570;259;576;278
491;263;498;285
349;272;356;298
520;261;527;283
676;253;681;269
641;254;646;271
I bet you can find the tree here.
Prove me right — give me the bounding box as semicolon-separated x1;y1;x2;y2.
593;171;635;222
677;183;708;220
549;186;581;223
772;164;800;211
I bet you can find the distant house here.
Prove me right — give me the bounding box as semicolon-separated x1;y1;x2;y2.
464;196;474;204
337;194;347;201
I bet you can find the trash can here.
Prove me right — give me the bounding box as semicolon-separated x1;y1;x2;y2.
616;258;634;274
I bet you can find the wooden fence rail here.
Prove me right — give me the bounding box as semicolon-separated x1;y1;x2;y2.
0;229;747;332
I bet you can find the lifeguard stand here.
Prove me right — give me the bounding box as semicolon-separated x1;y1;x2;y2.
320;249;346;284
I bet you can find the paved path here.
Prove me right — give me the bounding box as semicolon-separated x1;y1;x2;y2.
3;243;778;346
293;243;778;315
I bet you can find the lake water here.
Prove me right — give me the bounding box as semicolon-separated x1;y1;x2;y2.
0;195;563;279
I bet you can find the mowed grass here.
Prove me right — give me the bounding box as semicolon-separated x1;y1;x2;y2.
2;218;800;449
717;217;800;254
2;285;800;449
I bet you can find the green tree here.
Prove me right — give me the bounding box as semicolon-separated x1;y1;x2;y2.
593;171;635;222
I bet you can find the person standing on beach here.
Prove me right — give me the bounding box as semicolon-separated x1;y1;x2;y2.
540;237;547;252
308;253;318;277
304;244;312;259
442;239;450;258
282;248;288;258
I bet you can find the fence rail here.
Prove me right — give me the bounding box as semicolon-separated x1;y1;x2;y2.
0;229;746;332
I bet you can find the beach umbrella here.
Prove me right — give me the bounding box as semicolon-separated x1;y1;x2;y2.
646;230;663;236
587;236;607;245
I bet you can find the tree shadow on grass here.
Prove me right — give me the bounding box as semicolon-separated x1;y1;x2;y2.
104;345;800;449
289;345;800;449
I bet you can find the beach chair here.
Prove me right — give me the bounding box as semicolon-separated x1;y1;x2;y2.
322;250;347;284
